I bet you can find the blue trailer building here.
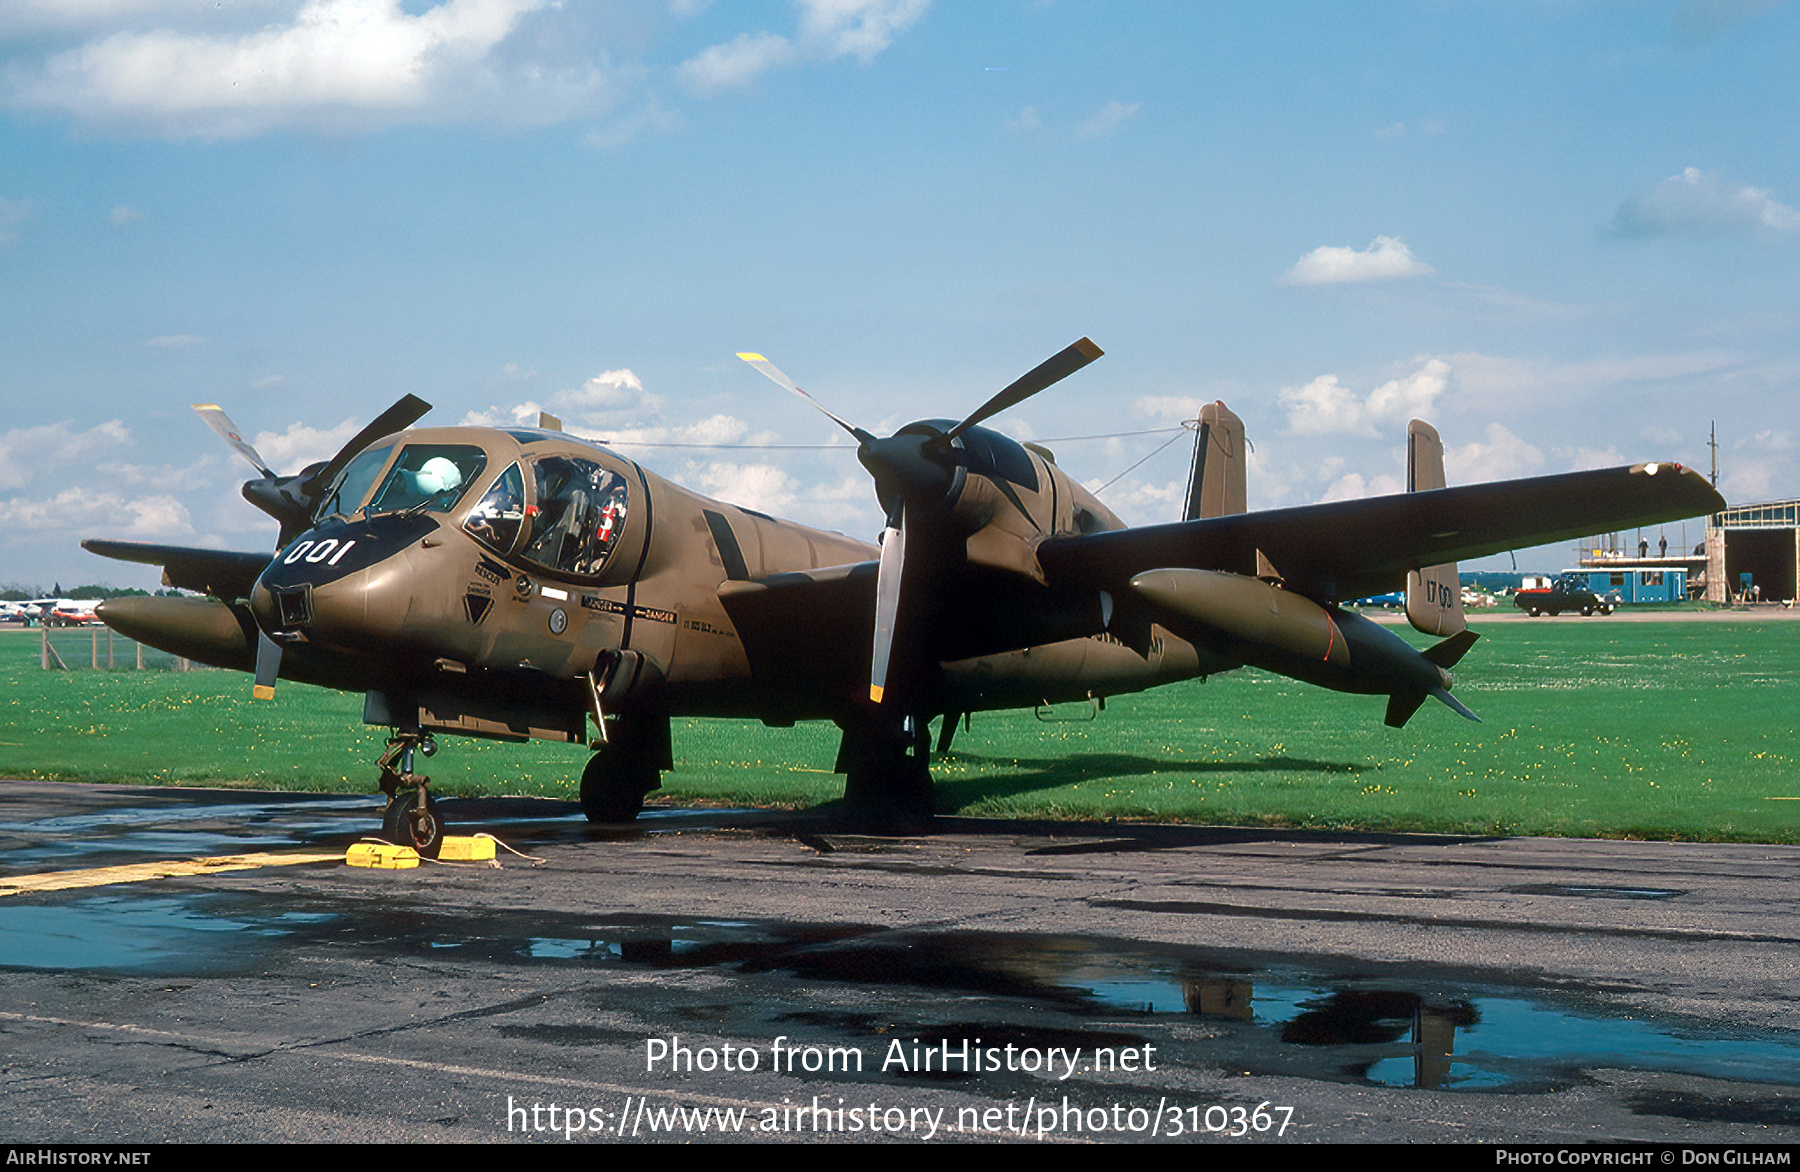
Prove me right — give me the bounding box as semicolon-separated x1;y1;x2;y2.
1573;566;1688;604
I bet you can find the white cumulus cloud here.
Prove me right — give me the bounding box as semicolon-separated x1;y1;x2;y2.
1445;423;1545;484
550;368;663;419
677;0;927;95
677;31;794;94
1319;471;1403;503
1282;235;1435;286
0;419;131;491
675;459;799;514
248;418;363;475
1609;167;1800;238
1278;358;1450;437
1132;395;1205;423
0;487;193;538
8;0;613;138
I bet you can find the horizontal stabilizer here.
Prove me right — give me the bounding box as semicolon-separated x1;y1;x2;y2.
1432;687;1480;723
1424;629;1480;669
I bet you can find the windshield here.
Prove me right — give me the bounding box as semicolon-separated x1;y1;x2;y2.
314;444;394;521
367;445;489;516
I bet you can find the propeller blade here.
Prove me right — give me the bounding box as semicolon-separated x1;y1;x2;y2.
737;353;873;444
193;404;275;478
253;631;281;701
309;394;432;492
940;337;1104;445
869;515;906;704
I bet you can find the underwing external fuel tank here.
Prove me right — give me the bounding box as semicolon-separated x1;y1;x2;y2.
1129;568;1479;728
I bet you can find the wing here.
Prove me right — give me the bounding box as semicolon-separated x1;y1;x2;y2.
718;563;876;718
717;559;1109;717
81;540;272;600
1038;461;1724;603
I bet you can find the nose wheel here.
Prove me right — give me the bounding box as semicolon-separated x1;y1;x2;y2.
377;732;445;858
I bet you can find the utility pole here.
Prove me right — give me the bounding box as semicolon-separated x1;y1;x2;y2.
1709;421;1719;488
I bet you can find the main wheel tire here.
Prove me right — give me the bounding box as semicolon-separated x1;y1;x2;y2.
839;726;935;832
581;751;653;823
382;789;444;858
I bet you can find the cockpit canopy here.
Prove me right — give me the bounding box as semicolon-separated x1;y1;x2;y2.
538;458;628;574
311;436;633;582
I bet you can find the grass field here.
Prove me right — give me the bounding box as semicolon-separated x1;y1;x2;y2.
3;619;1797;842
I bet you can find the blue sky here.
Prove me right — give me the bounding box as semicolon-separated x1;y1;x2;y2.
3;0;1795;590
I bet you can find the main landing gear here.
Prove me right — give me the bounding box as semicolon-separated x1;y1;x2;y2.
377;731;444;857
580;711;670;823
835;715;935;832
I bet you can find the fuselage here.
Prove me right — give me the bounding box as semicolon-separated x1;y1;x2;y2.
234;423;1220;736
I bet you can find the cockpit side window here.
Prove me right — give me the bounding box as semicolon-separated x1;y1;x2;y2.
314;444;394;522
464;463;525;553
520;456;629;578
367;445;488;516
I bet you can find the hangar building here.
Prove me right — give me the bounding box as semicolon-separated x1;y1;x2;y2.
1576;499;1800;604
1703;498;1800;603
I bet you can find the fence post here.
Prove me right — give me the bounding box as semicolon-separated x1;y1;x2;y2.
91;629;99;669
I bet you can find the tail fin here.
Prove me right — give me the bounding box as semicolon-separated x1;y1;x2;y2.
1183;402;1246;520
1405;419;1467;637
1183;402;1278;579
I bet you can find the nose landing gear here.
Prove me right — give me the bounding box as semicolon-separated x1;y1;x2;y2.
377;732;444;857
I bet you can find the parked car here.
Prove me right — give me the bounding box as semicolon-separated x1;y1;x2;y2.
1513;574;1613;616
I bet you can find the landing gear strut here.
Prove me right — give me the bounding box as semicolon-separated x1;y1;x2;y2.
377;731;444;857
580;712;669;823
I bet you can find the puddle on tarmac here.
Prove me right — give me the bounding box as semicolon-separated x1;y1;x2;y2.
0;895;335;971
0;796;381;869
2;894;1795;1092
0;796;760;870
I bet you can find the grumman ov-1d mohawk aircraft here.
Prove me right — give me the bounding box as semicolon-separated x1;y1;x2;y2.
85;339;1725;853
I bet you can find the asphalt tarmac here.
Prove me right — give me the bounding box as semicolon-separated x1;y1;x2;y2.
1;780;1797;1145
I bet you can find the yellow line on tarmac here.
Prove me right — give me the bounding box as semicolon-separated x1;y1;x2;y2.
0;850;343;897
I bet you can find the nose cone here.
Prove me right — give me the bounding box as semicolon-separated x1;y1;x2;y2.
251;513;437;653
